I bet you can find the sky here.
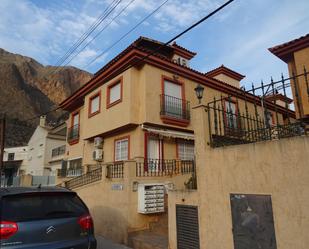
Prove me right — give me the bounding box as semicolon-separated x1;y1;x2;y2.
0;0;309;89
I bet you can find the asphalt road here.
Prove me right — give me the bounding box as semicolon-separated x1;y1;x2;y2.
96;236;132;249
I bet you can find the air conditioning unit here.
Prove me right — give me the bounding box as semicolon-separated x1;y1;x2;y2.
176;57;188;67
93;149;103;161
94;137;103;148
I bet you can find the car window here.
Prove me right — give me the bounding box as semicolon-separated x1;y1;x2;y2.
1;192;88;222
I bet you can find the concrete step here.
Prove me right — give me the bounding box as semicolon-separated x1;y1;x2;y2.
129;232;168;249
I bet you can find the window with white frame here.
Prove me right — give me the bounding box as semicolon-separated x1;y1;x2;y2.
109;81;121;105
177;140;194;160
89;94;100;115
115;138;129;161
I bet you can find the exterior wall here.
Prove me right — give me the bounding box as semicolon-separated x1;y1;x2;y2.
26;126;49;175
75;160;192;244
168;106;309;249
287;47;309;118
82;70;133;140
3;146;28;162
3;146;28;175
65;107;86;162
45;137;66;175
65;63;287;170
213;73;240;88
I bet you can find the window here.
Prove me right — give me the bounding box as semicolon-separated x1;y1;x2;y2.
67;158;82;177
68;111;80;143
2;193;87;222
107;78;122;108
177;141;194;160
162;78;187;121
114;137;129;161
89;92;101;117
224;100;238;129
266;111;274;127
8;153;15;161
72;112;79;127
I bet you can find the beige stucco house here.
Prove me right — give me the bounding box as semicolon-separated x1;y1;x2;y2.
56;37;298;247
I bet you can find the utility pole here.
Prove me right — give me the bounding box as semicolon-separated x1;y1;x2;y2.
0;114;5;184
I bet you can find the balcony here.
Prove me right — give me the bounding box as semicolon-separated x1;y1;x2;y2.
57;168;83;178
160;94;190;126
67;124;79;144
51;145;66;157
136;158;195;177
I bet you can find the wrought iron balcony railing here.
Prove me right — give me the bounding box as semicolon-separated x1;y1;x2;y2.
160;94;190;121
67;124;79;143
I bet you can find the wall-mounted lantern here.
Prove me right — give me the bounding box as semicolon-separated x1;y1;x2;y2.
194;84;204;104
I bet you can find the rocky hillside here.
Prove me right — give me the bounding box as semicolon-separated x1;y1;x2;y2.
0;48;92;147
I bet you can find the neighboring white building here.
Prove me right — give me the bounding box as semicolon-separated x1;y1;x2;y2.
20;116;67;176
2;146;28;185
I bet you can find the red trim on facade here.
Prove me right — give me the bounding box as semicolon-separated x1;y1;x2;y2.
59;44;295;118
69;110;80;145
88;91;101;118
68;139;79;146
222;98;240;129
269;34;309;62
205;65;245;81
171;42;196;59
106;76;123;109
161;116;190;127
113;135;130;162
161;75;189;127
265;94;293;104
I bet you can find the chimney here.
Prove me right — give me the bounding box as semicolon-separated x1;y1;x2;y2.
40;115;46;127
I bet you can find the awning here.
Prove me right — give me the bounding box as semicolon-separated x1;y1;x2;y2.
142;125;194;140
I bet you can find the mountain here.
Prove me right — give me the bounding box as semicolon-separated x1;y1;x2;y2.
0;48;92;147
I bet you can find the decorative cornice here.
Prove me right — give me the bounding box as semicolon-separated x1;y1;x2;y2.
205;65;245;81
269;34;309;62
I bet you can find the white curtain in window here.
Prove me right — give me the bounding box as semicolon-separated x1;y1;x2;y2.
91;95;100;113
73;113;79;126
110;83;121;103
115;139;128;161
225;101;237;128
147;137;160;159
164;80;181;99
178;141;194;160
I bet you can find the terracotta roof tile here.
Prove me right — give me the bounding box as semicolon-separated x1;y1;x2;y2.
268;34;309;62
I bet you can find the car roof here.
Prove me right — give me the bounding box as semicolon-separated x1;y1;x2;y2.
0;186;73;197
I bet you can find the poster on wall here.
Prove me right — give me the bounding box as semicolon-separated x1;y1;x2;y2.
230;194;277;249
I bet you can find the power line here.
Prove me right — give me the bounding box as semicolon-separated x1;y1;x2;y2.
43;0;123;82
88;0;235;77
58;0;137;70
18;0;235;123
84;0;169;69
53;0;122;68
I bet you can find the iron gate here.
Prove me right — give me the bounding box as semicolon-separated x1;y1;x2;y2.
176;205;200;249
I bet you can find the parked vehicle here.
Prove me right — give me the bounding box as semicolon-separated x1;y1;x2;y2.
0;186;97;249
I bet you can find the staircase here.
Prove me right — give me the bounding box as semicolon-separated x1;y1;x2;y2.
128;212;168;249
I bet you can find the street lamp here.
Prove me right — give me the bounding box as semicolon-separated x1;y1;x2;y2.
194;84;204;104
